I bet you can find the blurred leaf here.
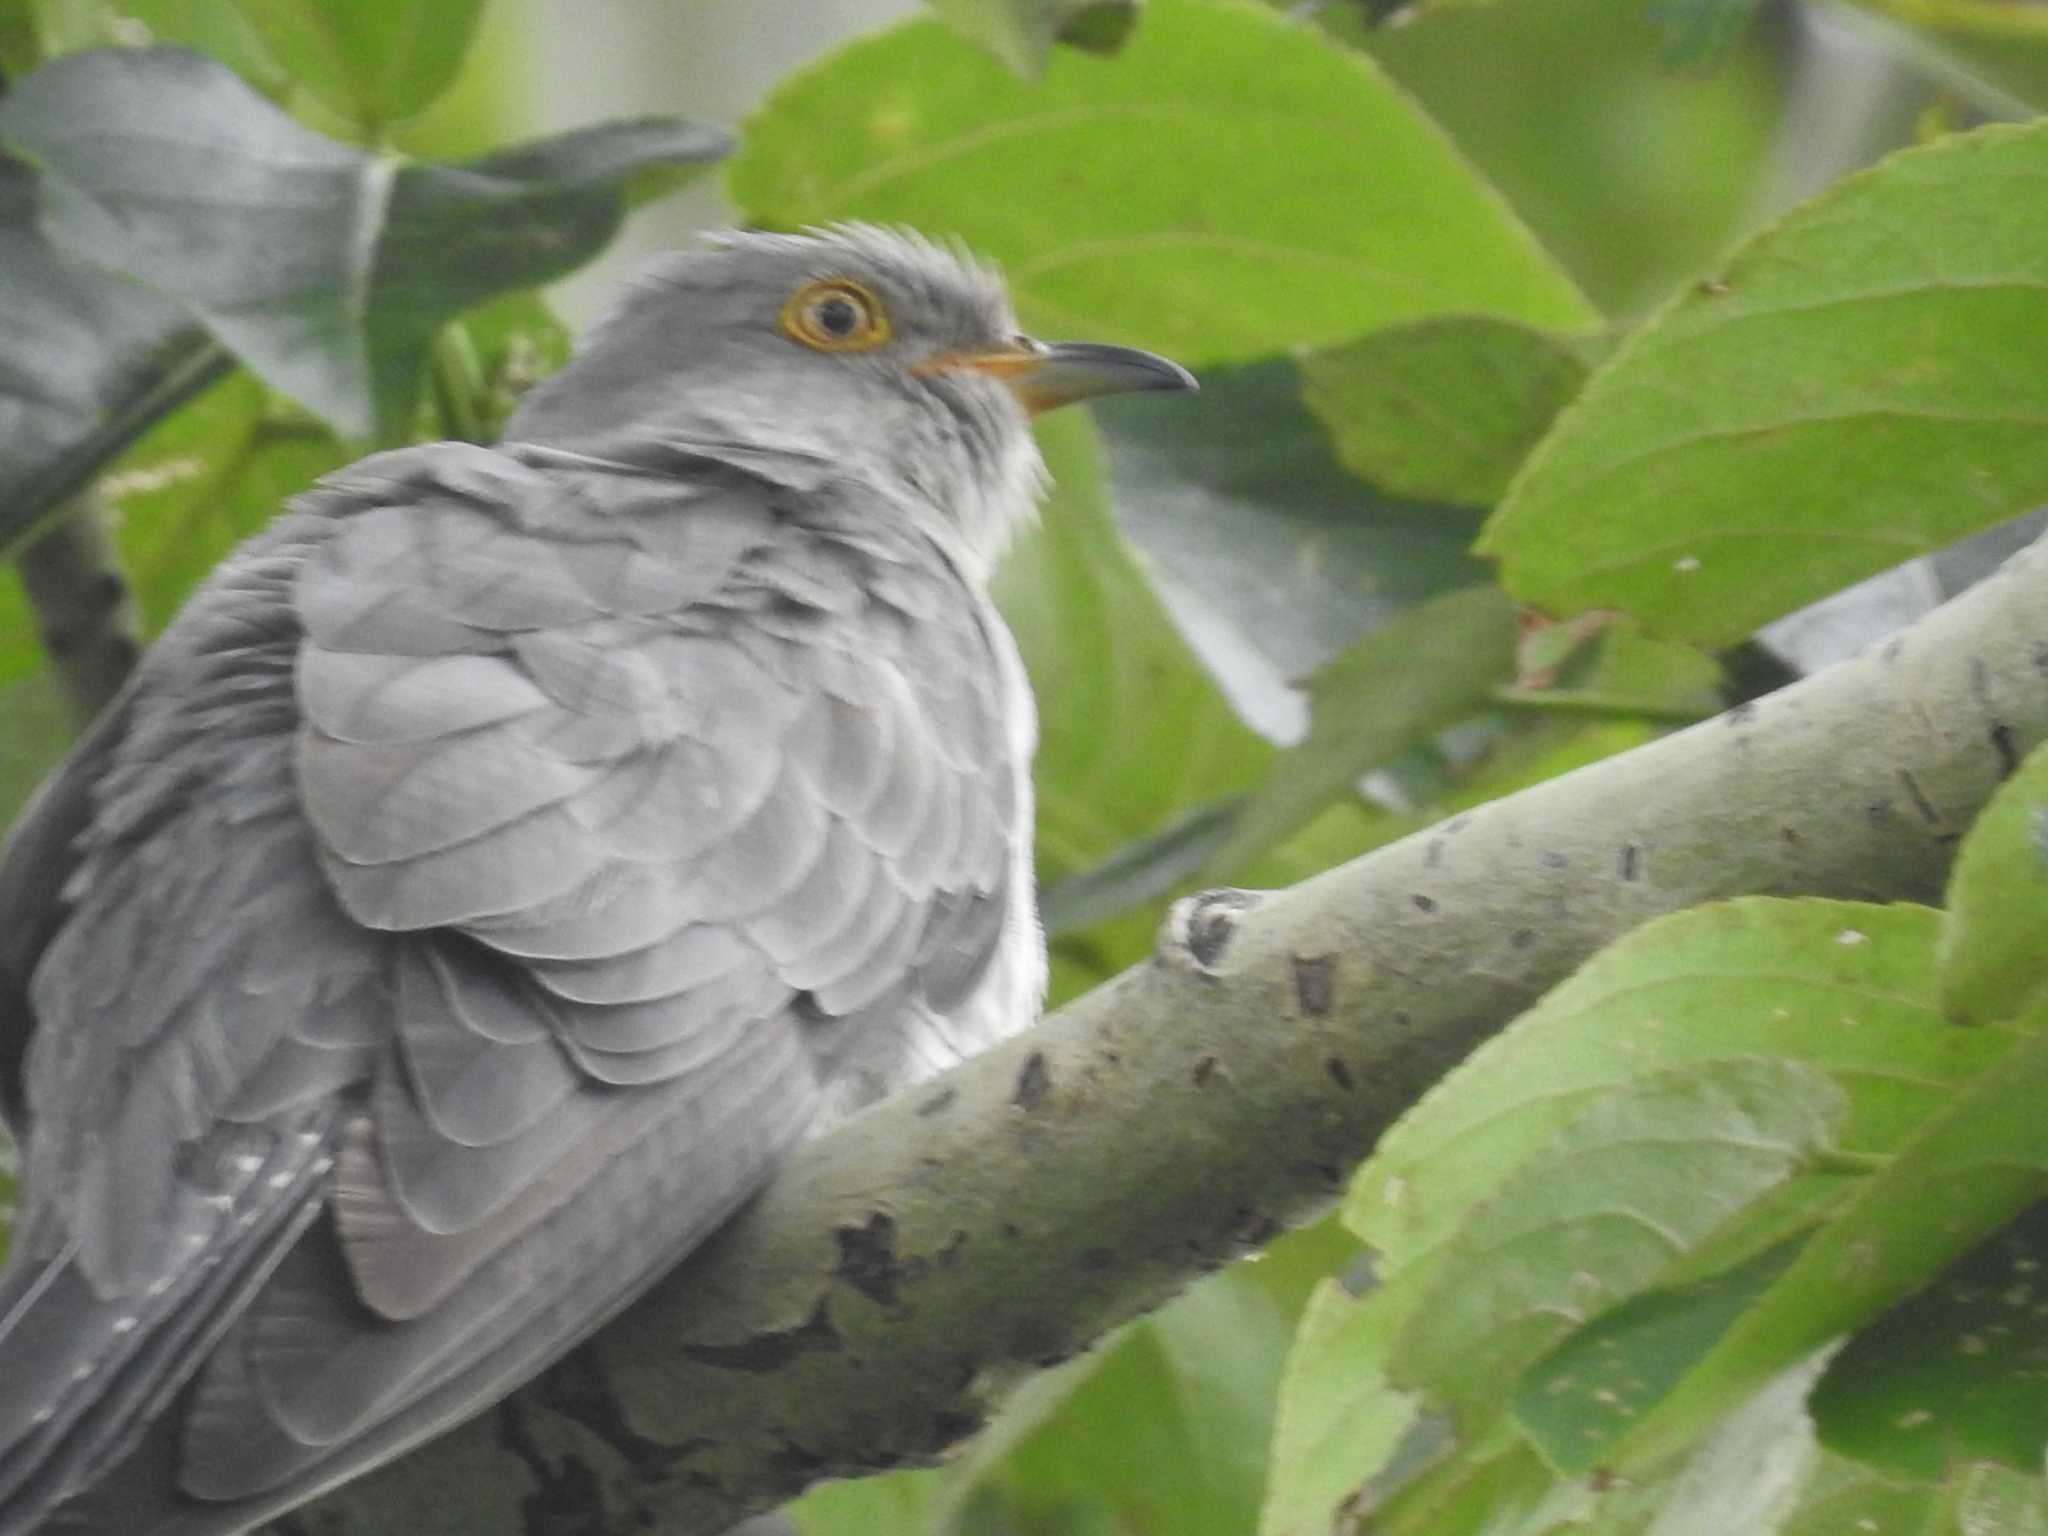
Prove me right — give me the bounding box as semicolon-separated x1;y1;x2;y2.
1601;1000;2048;1476
116;0;293;96
1939;738;2048;1026
1360;0;1781;318
1505;625;1725;723
1811;1201;2048;1480
108;374;352;636
732;0;1596;370
223;0;485;130
1387;1058;1845;1425
0;672;73;832
1344;899;2006;1272
1650;0;1767;69
1095;359;1489;741
1483;120;2048;649
922;0;1142;74
997;410;1272;894
0;156;228;558
966;1234;1340;1536
1851;0;2048;114
1038;798;1237;937
0;47;729;442
1208;585;1517;876
1300;318;1593;508
789;1467;949;1536
1777;1453;1947;1536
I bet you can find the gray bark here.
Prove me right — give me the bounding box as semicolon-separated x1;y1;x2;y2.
282;534;2048;1535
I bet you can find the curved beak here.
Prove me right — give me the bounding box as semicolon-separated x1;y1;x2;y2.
921;339;1197;416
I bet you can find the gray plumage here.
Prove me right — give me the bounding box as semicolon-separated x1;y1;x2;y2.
0;225;1190;1534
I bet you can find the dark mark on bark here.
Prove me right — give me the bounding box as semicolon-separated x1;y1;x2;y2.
1314;1162;1344;1190
1727;701;1757;726
1192;1054;1219;1086
1511;928;1536;950
1864;798;1893;827
1540;851;1568;871
1292;953;1334;1015
1082;1246;1114;1271
539;1347;686;1484
2032;641;2048;676
1892;770;1941;831
1000;1221;1022;1240
917;1086;957;1117
1424;839;1444;869
1882;636;1905;664
680;1300;841;1372
1325;1056;1354;1091
938;1230;968;1267
931;1408;985;1447
1992;721;2020;777
1619;843;1642;881
1411;893;1437;914
835;1212;904;1306
770;1439;828;1483
1013;1051;1051;1110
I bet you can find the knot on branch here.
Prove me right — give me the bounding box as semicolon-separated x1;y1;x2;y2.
1158;888;1265;976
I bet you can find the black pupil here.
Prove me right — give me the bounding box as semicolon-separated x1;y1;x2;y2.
815;295;860;337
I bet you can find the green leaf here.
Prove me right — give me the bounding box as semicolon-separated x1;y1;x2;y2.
1260;1279;1424;1536
223;0;485;130
1386;1058;1846;1425
0;157;229;557
922;0;1142;74
1300;318;1594;507
1601;999;2048;1476
1810;1201;2048;1480
0;672;74;834
1207;585;1518;876
731;0;1596;369
1344;899;2004;1276
1482;120;2048;649
0;47;729;441
1939;738;2048;1025
790;1466;949;1536
115;0;294;98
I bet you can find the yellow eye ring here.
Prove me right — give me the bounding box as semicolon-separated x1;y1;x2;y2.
781;277;891;352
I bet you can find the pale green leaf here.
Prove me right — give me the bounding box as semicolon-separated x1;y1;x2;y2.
1939;738;2048;1026
1483;120;2048;648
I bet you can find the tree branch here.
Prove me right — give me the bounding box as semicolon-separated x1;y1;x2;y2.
288;539;2048;1536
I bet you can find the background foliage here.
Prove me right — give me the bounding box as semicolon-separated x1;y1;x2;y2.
3;0;2048;1531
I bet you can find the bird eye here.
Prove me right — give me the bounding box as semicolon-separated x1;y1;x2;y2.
782;278;890;352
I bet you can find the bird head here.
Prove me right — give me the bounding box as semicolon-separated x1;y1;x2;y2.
506;224;1192;567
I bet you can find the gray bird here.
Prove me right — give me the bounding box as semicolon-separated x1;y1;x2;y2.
0;224;1192;1535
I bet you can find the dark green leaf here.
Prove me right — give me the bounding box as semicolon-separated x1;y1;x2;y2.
0;157;229;557
1207;585;1517;875
1516;1239;1806;1475
223;0;485;128
1300;318;1593;508
996;411;1271;911
731;0;1596;368
0;47;729;441
1811;1202;2048;1480
922;0;1142;74
1482;120;2048;648
1649;0;1767;69
1038;798;1238;938
1096;359;1489;739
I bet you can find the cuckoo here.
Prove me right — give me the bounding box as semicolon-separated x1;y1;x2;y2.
0;225;1193;1534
